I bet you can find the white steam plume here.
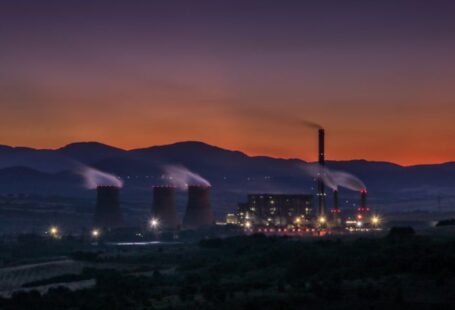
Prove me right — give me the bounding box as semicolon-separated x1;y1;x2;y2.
301;163;366;192
162;165;210;190
76;166;123;189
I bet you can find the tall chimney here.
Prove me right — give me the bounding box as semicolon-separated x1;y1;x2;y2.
183;185;214;229
152;186;180;230
331;189;341;226
94;186;123;229
317;128;326;218
360;189;367;211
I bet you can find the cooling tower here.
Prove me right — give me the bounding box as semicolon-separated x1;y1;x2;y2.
152;186;180;230
94;186;123;229
183;185;214;229
317;128;326;218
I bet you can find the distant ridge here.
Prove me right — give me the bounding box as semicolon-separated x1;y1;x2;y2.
0;140;454;209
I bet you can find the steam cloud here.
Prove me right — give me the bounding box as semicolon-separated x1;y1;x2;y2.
301;164;366;192
162;165;210;190
76;166;123;189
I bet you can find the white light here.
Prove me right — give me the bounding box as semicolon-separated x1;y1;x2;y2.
245;221;252;229
318;217;326;224
356;221;363;227
150;218;159;228
92;229;100;237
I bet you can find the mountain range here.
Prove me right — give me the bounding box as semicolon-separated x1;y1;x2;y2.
0;141;454;213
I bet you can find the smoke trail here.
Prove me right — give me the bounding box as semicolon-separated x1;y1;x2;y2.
300;163;365;192
330;170;366;192
300;119;323;130
76;166;123;189
162;165;210;190
301;164;338;191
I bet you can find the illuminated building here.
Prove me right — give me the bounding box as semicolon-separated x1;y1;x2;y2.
237;194;313;228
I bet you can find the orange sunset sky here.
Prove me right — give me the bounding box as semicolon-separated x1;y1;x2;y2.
0;1;454;166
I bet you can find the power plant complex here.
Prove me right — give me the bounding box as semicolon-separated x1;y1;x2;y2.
226;126;381;234
86;125;380;236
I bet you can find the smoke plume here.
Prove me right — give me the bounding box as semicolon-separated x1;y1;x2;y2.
301;163;366;192
162;165;210;190
300;119;323;130
76;166;123;189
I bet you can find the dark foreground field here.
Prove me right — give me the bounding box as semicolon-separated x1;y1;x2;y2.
1;231;455;309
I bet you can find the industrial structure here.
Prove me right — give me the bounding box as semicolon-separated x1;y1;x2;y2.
152;186;180;230
183;185;214;229
94;186;123;229
317;128;326;220
228;125;382;234
330;189;341;227
236;194;313;228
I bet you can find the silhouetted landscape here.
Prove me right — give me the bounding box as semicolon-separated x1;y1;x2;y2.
2;0;455;308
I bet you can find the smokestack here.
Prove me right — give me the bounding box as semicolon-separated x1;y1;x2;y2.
317;128;326;218
183;185;214;229
331;189;341;226
319;128;325;166
360;189;368;211
94;186;123;229
152;186;180;230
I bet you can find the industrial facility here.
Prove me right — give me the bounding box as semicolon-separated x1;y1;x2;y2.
226;125;382;234
235;194;313;228
82;123;381;236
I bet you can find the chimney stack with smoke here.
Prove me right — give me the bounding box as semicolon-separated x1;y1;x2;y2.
152;186;180;230
317;128;326;218
183;185;214;229
359;189;369;211
331;189;341;226
356;189;370;221
94;186;123;229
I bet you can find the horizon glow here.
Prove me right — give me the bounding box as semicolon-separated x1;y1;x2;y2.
1;0;454;166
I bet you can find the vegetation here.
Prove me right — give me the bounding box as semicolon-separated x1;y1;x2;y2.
1;232;455;309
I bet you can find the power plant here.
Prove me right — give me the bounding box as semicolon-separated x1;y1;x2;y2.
74;123;380;236
94;186;123;229
152;186;180;230
228;124;382;234
183;185;214;229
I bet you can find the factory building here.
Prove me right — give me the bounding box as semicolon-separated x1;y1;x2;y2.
236;194;313;228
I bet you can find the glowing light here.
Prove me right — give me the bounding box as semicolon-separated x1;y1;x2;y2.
150;218;159;228
356;221;363;227
318;216;326;224
294;217;302;224
371;216;380;225
49;226;59;237
91;229;100;237
245;221;252;229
